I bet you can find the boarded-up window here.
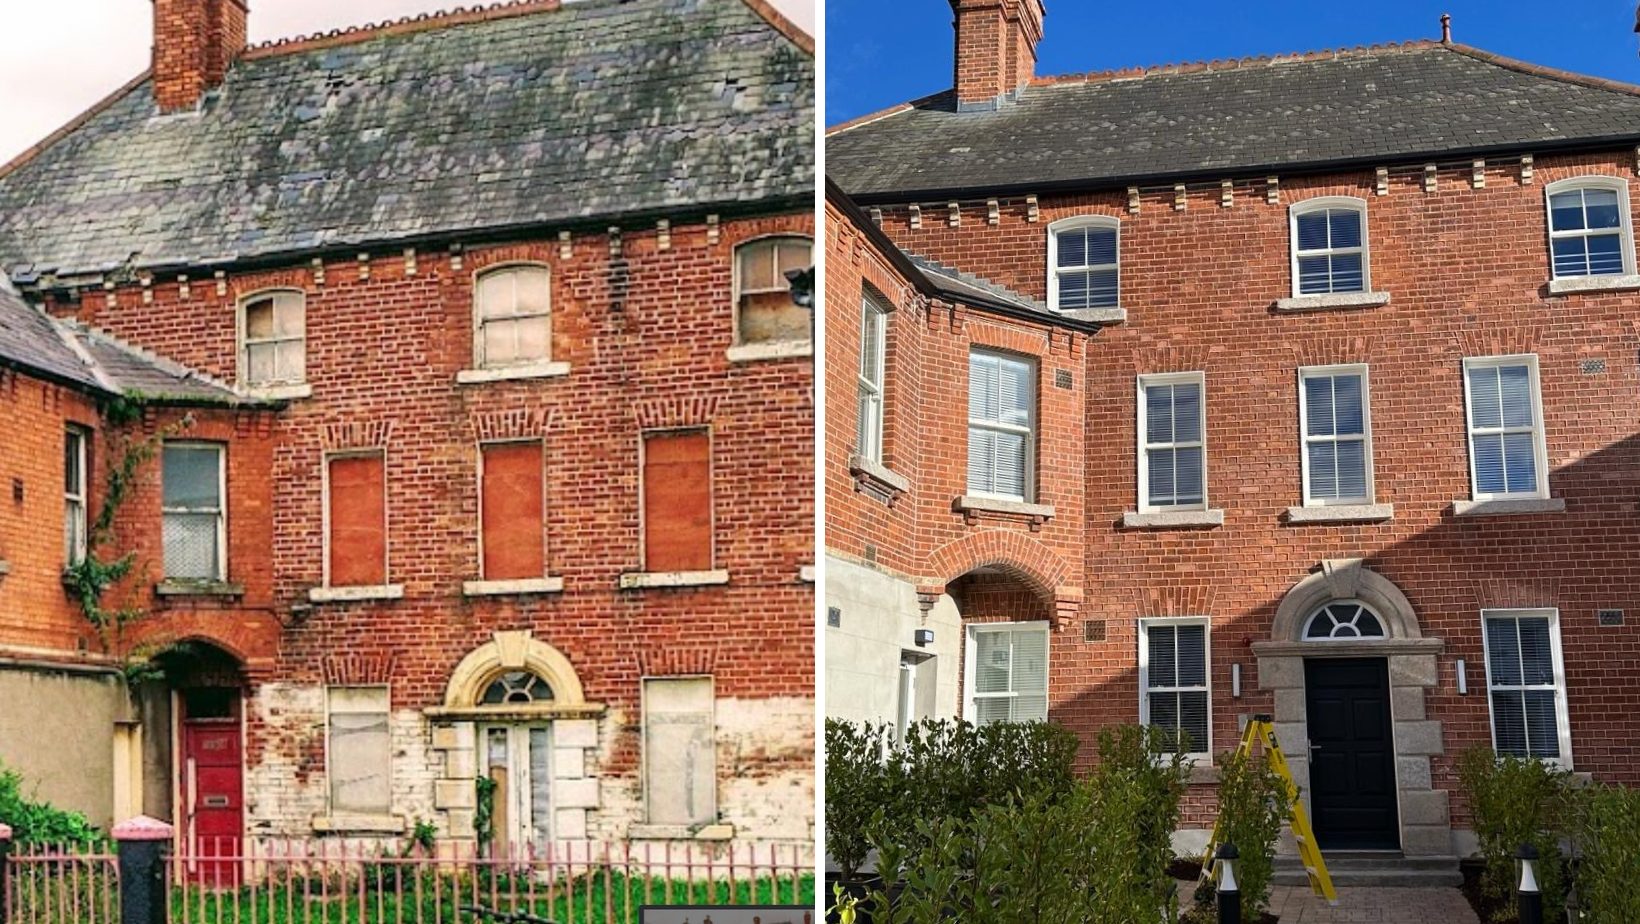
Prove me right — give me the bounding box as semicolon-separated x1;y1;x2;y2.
642;431;712;572
735;237;812;345
481;442;544;580
328;686;390;814
643;677;715;826
327;453;387;587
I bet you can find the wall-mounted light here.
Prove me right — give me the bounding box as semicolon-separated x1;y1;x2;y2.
914;628;935;648
1232;663;1243;698
1456;659;1468;696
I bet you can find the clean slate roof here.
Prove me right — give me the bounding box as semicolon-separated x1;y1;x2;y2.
905;253;1047;317
0;0;813;281
829;41;1640;200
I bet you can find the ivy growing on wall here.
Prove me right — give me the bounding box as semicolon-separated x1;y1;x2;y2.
61;394;194;682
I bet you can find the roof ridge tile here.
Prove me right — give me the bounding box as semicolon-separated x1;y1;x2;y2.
1030;38;1440;88
244;0;561;59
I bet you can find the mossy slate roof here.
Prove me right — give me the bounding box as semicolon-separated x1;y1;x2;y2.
0;0;813;280
829;42;1640;200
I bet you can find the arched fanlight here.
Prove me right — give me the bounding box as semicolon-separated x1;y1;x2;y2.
1302;601;1386;640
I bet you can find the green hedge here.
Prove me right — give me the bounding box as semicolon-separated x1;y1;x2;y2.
0;762;100;846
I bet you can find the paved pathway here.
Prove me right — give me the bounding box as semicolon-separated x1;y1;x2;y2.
1266;885;1481;923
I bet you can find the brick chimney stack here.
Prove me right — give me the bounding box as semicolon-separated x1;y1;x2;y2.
950;0;1045;111
152;0;249;113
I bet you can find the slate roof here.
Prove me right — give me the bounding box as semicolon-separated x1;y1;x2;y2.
0;277;252;404
0;0;813;282
905;253;1047;317
829;41;1640;200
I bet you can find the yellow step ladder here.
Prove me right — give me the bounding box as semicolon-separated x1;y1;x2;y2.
1199;714;1337;904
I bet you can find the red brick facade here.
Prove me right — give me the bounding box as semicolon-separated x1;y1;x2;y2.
826;150;1640;846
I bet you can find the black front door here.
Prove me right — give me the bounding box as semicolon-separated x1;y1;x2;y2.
1304;658;1398;850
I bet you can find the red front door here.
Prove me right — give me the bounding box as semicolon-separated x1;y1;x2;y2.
181;689;243;886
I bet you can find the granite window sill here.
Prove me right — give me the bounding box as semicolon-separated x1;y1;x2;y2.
1273;291;1391;313
156;579;245;597
629;822;734;841
1059;307;1128;324
954;495;1055;526
1285;503;1394;524
462;577;564;597
1452;497;1566;517
618;570;729;590
309;584;405;603
1546;274;1640;296
798;565;815;583
311;813;404;835
850;454;910;502
455;361;570;385
245;382;313;401
1123;509;1225;529
726;341;813;363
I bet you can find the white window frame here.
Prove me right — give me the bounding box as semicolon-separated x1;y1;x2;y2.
473;263;554;370
967;350;1037;503
1290;196;1370;297
732;235;814;346
64;428;88;566
237;289;307;388
161;441;227;582
324;685;393;815
856;292;888;463
1480;608;1573;768
1297;364;1374;506
1137;617;1213;763
1137;371;1208;513
1462;355;1550;502
320;448;390;589
1544;176;1636;279
640;674;718;826
1046;215;1120;311
962;621;1050;725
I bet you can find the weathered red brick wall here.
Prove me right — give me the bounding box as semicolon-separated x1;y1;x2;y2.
56;212;816;781
838;150;1640;824
0;373;103;654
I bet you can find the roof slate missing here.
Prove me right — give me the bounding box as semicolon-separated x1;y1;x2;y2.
0;0;813;281
829;42;1640;200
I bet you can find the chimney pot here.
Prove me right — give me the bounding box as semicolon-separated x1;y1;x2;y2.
950;0;1045;110
153;0;249;113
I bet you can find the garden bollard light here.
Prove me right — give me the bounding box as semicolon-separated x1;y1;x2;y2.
0;822;12;924
1216;843;1241;924
1517;843;1543;924
113;816;174;924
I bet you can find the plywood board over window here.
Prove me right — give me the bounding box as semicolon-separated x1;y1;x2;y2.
327;686;391;814
643;677;716;826
481;441;545;580
327;453;387;587
642;430;712;573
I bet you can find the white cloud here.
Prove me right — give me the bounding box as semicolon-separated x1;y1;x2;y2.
0;0;813;164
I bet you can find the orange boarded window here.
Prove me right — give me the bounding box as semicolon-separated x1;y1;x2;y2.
642;431;712;572
328;453;387;587
481;441;545;580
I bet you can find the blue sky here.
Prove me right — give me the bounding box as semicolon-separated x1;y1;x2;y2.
826;0;1640;125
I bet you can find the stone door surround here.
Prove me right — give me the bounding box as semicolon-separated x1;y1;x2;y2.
1253;560;1453;858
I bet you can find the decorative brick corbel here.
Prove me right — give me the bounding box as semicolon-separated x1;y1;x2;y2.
1520;154;1534;185
559;231;573;260
1220;180;1234;208
1375;167;1389;196
1128;187;1141;214
1266;176;1280;204
908;204;922;230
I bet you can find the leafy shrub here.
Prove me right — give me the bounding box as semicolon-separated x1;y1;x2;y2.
1209;746;1291;923
852;722;1187;924
1457;746;1570;923
825;719;893;879
1571;783;1640;924
0;763;100;845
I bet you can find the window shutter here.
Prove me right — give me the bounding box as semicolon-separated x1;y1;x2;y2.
643;431;712;572
328;454;387;586
481;442;545;581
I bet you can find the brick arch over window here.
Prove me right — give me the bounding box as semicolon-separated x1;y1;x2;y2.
1272;558;1422;642
920;530;1080;623
443;629;588;710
